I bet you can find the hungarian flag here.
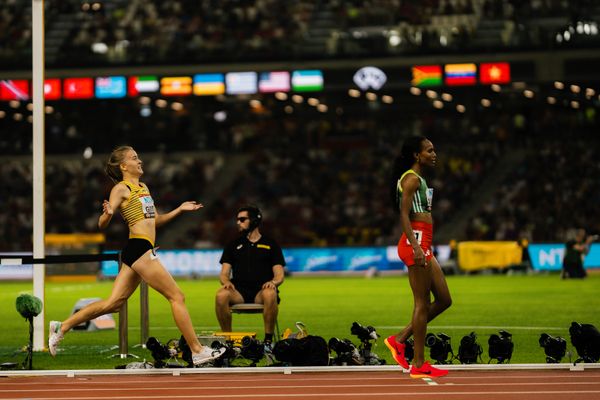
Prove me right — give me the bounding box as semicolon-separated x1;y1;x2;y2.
479;63;511;84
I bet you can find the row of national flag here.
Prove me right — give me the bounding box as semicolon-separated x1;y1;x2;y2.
0;70;324;101
412;63;511;87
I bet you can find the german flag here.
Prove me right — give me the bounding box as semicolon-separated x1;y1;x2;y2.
411;65;442;87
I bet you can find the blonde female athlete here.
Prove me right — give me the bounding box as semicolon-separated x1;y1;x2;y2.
48;146;224;366
384;136;452;378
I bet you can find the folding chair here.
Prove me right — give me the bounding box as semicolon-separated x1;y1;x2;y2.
230;303;280;341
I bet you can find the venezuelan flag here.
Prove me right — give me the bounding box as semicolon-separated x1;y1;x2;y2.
411;65;442;87
445;63;477;86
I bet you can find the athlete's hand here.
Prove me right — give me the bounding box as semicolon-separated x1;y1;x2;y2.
222;282;235;290
102;200;113;215
179;201;204;212
413;246;426;267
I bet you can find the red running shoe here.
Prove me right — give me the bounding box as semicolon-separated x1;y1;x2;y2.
384;335;409;370
409;361;448;378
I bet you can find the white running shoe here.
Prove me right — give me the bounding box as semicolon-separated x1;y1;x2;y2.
192;346;226;367
48;320;64;357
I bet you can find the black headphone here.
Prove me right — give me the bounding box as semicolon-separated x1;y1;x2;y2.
237;204;262;232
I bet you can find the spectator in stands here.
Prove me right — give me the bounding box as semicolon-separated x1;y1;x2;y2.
562;228;597;279
215;205;285;348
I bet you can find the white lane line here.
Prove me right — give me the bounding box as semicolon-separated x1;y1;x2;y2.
380;325;566;331
7;389;600;399
2;374;599;386
3;380;600;393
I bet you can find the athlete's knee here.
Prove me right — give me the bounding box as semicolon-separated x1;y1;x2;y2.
215;288;231;305
166;288;186;305
261;288;278;304
414;301;430;315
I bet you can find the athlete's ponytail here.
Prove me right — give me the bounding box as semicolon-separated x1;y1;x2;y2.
389;136;427;212
105;145;133;183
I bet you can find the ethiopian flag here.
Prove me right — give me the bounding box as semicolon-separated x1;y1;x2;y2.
411;65;442;87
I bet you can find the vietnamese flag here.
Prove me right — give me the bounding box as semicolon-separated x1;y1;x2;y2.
480;62;511;84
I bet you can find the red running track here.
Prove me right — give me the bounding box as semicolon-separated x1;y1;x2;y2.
1;369;600;400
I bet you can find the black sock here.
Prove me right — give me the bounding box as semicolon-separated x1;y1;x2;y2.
264;333;273;343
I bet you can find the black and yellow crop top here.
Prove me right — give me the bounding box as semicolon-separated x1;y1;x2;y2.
119;181;156;227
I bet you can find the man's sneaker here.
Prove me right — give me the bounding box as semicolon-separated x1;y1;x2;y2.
263;341;275;365
48;320;64;357
384;335;409;370
192;346;226;366
409;361;448;378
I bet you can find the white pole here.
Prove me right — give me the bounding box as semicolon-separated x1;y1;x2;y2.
32;0;46;351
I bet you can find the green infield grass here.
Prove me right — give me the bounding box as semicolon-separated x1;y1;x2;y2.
1;273;598;370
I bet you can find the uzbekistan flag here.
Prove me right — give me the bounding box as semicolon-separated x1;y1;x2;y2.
291;70;323;92
258;71;290;93
193;74;225;96
0;80;30;100
445;63;477;86
128;76;160;96
411;65;442;87
160;77;193;96
479;62;511;84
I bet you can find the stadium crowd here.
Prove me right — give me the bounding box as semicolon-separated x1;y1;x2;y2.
2;94;598;251
1;0;599;69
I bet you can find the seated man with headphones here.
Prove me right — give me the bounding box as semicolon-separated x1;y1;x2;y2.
215;205;285;345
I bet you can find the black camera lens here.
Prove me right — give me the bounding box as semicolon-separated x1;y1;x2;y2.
425;333;437;347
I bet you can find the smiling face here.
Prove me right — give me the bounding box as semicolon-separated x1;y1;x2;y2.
120;149;144;177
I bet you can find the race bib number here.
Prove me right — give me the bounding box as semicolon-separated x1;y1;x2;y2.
426;188;434;210
406;229;423;245
139;194;156;218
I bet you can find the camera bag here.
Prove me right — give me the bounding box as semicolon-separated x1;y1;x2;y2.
273;335;329;366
